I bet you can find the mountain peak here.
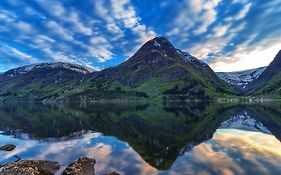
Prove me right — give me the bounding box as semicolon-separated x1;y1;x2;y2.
131;36;177;59
150;36;171;45
148;36;174;49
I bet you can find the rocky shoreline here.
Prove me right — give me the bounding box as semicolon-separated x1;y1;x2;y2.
0;144;120;175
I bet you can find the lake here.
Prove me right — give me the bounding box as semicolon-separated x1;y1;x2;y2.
0;101;281;175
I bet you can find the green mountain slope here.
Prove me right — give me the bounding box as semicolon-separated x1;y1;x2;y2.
0;63;90;100
252;72;281;97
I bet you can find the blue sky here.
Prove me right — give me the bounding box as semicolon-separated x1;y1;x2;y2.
0;0;281;72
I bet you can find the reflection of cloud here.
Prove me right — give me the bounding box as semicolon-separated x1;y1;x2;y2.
122;147;157;175
192;144;244;175
0;132;156;175
85;143;113;171
165;129;281;175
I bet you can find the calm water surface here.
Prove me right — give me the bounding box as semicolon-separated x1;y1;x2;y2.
0;102;281;175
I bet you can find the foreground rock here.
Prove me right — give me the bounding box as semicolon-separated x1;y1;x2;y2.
61;157;96;175
0;157;120;175
0;160;60;175
0;144;16;151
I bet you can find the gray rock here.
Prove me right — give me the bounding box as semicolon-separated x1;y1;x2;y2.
0;160;60;175
0;144;16;151
61;157;96;175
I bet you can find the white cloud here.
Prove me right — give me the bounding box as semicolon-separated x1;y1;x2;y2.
14;21;34;33
94;0;156;55
213;24;230;37
210;33;281;72
41;47;75;63
68;11;93;36
191;0;221;35
189;22;246;60
88;36;113;62
24;6;46;19
211;43;281;72
37;0;94;36
106;23;123;36
46;20;74;41
235;3;252;20
1;45;39;63
0;9;17;22
37;35;55;43
167;0;222;37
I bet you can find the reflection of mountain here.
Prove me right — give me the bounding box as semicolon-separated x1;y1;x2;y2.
0;102;236;170
216;104;281;142
242;104;281;141
1;102;281;170
220;111;272;134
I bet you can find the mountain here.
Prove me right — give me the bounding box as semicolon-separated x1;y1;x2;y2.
67;37;237;100
0;37;237;101
216;67;266;90
0;62;92;80
0;62;91;99
246;50;281;96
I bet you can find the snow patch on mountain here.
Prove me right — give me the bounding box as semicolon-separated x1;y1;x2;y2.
176;49;209;67
153;40;161;48
216;67;266;89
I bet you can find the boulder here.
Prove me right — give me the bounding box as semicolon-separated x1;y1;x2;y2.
61;157;96;175
0;160;60;175
0;144;16;151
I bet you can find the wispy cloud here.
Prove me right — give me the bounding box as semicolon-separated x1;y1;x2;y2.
0;44;39;63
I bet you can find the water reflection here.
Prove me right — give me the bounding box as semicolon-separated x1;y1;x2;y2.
164;129;281;175
0;132;157;174
0;102;281;174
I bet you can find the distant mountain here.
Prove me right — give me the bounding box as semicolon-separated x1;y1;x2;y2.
247;50;281;96
216;67;266;90
0;62;92;80
0;37;237;101
0;62;91;99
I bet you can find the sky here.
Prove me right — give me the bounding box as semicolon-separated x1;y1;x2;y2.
0;0;281;73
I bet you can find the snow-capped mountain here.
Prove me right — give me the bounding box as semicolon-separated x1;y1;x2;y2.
1;62;93;79
216;67;267;89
